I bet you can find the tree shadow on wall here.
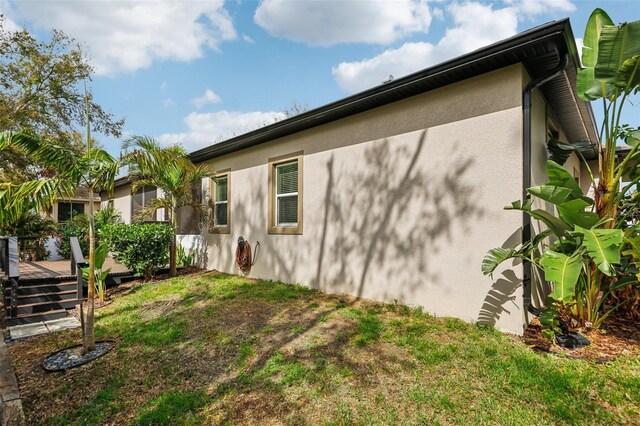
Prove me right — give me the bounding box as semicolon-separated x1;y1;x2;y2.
477;229;523;328
315;129;485;303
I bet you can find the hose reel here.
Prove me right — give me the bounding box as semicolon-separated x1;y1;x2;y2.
235;236;259;275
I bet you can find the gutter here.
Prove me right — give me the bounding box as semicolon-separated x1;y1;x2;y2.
522;52;569;312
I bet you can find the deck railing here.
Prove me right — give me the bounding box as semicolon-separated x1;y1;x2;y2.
70;237;86;300
1;237;20;318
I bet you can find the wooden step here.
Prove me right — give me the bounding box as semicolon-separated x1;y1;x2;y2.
4;282;77;296
3;309;68;326
9;289;78;305
5;299;81;316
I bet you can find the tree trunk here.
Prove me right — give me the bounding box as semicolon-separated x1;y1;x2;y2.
170;205;177;277
82;86;96;355
82;192;96;354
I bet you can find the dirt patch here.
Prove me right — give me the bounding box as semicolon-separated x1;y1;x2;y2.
523;317;640;361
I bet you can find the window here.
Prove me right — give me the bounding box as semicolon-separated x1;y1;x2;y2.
132;185;157;221
177;181;203;235
268;152;303;235
210;171;230;234
57;202;85;223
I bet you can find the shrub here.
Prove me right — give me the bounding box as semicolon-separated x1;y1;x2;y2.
0;211;57;260
56;214;89;259
101;222;172;280
56;208;122;259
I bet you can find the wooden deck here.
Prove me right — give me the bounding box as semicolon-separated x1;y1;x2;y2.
18;257;130;280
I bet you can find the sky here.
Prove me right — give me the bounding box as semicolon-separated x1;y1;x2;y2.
1;0;639;156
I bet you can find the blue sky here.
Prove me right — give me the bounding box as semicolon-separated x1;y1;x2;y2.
1;0;638;156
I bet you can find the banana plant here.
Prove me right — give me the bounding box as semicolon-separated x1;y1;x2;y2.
482;160;632;332
575;8;640;222
484;9;640;337
81;242;112;304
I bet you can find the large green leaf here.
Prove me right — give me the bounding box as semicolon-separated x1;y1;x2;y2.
506;199;570;238
545;161;583;194
94;243;110;269
557;206;600;229
575;226;623;275
596;20;640;89
527;185;574;206
481;247;520;277
577;8;615;101
582;9;615;68
547;138;595;165
540;249;582;303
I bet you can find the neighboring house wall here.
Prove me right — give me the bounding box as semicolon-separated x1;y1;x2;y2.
109;185;132;223
106;185;161;224
47;194;100;260
199;64;527;334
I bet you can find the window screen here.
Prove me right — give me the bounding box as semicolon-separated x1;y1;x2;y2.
276;161;298;225
213;175;228;227
176;181;203;234
132;185;157;221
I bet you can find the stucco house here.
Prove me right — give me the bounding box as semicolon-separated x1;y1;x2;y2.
104;19;598;335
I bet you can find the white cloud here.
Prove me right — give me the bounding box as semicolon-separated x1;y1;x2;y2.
158;110;285;151
192;89;222;108
162;98;176;108
160;81;168;93
4;0;237;75
505;0;576;17
242;34;255;44
332;2;519;93
333;42;435;93
254;0;432;46
438;2;518;54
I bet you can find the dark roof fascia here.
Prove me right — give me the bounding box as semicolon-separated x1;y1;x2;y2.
112;176;130;190
189;19;572;164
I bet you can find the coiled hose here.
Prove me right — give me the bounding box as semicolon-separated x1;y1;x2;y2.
235;236;259;275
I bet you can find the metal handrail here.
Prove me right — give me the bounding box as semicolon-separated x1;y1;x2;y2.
1;237;20;318
70;237;86;300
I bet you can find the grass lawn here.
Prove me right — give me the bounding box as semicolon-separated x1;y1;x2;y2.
9;271;640;425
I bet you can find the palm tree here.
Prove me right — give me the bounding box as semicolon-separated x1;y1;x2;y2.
0;118;119;354
123;136;212;276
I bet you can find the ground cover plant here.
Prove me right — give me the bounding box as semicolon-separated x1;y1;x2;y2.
9;272;640;425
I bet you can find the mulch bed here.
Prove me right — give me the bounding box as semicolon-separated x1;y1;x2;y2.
523;316;640;361
41;341;115;372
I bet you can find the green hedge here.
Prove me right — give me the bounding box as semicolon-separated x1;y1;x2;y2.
101;223;172;280
56;215;89;259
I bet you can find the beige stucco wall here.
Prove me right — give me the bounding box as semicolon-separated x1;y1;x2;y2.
198;64;528;334
111;185;133;224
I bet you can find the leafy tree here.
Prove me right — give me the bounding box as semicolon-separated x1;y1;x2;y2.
123;136;212;276
0;17;123;184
